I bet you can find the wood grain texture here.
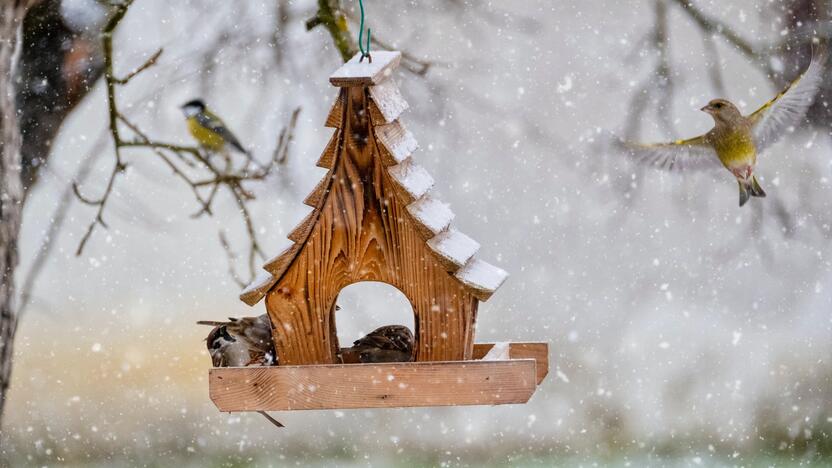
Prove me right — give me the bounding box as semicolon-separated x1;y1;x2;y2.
209;359;536;411
266;85;479;365
472;342;549;385
329;51;402;87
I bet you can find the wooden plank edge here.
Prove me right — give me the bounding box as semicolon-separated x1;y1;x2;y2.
208;358;537;412
303;176;330;207
325;91;343;128
238;272;278;306
287;208;319;243
263;243;301;277
317;130;340;169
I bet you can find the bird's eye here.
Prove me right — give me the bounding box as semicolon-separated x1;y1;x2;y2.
714;103;723;109
212;341;222;349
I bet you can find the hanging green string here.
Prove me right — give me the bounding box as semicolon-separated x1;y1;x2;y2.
358;0;371;62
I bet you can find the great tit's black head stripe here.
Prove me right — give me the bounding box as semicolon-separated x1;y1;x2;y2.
181;98;206;110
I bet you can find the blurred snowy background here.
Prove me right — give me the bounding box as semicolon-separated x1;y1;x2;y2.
3;0;832;465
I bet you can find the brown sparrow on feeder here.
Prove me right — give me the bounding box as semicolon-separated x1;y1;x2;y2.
198;314;283;427
198;314;276;367
340;325;415;364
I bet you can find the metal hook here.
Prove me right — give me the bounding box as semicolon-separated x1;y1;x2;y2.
358;0;371;63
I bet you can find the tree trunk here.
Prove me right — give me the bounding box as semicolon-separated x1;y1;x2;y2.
16;0;104;197
0;0;33;424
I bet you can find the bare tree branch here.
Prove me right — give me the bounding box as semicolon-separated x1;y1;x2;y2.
73;1;301;289
306;0;356;62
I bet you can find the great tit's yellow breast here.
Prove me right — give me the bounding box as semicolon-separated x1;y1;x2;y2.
713;128;756;168
187;116;226;151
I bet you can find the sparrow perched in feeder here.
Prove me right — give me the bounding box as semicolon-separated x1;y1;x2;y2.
340;325;415;364
181;98;250;155
198;314;283;428
198;314;276;367
615;44;827;207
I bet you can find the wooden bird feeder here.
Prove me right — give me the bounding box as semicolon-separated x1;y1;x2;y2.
208;51;548;412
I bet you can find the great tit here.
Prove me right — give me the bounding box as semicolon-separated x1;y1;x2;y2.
181;98;249;155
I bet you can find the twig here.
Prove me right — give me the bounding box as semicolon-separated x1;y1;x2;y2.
273;107;301;165
218;231;246;288
74;0;301;287
113;48;163;84
75;0;134;255
18;130;110;317
369;35;439;76
306;0;356;62
701;33;726;96
669;0;774;77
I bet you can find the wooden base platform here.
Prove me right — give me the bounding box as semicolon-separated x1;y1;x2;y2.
209;342;548;412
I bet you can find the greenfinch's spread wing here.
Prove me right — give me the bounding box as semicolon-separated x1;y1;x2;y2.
618;135;722;172
748;45;827;151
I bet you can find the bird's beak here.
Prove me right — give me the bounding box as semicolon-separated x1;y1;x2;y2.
700;105;712;114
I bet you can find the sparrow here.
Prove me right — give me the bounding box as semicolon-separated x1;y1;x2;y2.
616;44;827;207
339;325;415;364
198;314;276;367
181;98;250;155
198;314;283;428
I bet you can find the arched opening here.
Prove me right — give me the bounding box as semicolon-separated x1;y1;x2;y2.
333;281;416;362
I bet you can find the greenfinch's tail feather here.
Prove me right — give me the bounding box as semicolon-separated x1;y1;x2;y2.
750;175;766;198
738;181;750;207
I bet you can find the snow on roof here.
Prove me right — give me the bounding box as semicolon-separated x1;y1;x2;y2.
427;229;480;270
455;259;509;301
329;51;402;87
369;78;409;124
376;121;418;165
481;341;511;361
241;57;509;306
407;196;454;235
388;158;434;202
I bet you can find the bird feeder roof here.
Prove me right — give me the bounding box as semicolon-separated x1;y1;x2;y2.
240;51;508;306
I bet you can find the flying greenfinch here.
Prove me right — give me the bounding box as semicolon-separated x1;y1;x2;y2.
617;44;827;207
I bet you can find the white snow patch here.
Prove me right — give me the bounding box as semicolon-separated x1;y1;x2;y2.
369;78;409;122
427;229;480;267
407;197;454;234
330;51;401;83
376;123;418;164
455;259;508;292
388;159;434;200
482;341;510;360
